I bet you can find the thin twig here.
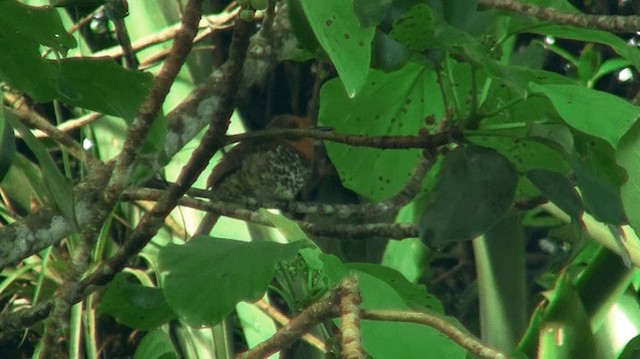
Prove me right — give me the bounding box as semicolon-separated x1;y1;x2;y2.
80;13;253;288
361;310;510;359
236;286;340;359
32;112;104;139
0;0;292;278
479;0;640;33
253;299;328;353
3;92;95;165
106;0;138;69
225;127;462;150
90;11;239;59
38;0;207;354
124;188;420;239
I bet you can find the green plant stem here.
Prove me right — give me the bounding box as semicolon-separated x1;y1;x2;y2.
473;211;527;352
83;294;98;359
542;203;639;328
575;246;637;329
532;39;578;67
69;303;82;359
445;51;463;119
467;65;480;129
479;97;526;119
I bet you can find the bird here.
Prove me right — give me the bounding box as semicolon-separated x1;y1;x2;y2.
194;115;314;235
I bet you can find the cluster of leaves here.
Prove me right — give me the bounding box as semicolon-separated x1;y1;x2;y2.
2;0;640;358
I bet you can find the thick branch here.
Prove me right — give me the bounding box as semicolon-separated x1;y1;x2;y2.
38;0;206;354
0;0;291;272
80;14;253;288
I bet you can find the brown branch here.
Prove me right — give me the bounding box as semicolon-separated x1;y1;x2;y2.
361;310;510;359
128;187;400;218
0;162;113;272
106;0;137;69
124;189;418;240
0;12;257;333
32;112;104;139
90;10;239;60
253;299;328;353
478;0;640;33
3;92;95;165
0;301;53;332
0;0;294;276
127;150;434;234
236;284;341;359
225;127;462;150
240;277;508;359
304;222;417;240
39;235;94;358
38;0;207;354
339;276;364;359
80;14;253;288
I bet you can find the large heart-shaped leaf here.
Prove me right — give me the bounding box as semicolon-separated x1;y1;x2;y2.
419;146;517;246
158;237;301;327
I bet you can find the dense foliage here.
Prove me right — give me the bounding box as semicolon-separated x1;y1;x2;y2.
2;0;640;358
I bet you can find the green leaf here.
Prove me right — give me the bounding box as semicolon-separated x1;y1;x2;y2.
0;1;76;52
530;83;640;148
537;274;596;359
467;134;570;197
577;44;601;86
617;120;640;235
591;58;631;85
300;248;348;285
353;0;393;27
571;137;626;225
4;112;76;226
419;146;517;246
525;25;640;73
58;58;153;121
389;4;435;51
371;31;411;72
262;208;311;243
134;330;178;359
99;273;177;330
158;237;301;327
526;123;575;155
286;0;321;53
236;301;278;352
526;169;583;220
0;0;76;101
299;0;375;96
0;103;16;183
352;270;465;358
381;238;428;283
440;0;493;37
0;154;44;214
619;334;640;359
319;62;443;201
349;263;443;313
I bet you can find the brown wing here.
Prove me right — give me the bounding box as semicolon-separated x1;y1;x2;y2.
208;115;312;188
207;140;275;189
206;141;255;189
